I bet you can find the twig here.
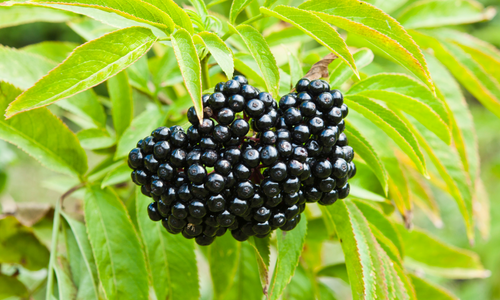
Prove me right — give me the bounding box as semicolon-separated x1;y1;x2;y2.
45;183;85;299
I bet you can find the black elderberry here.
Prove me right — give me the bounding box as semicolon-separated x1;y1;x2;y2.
308;79;330;95
300;101;317;117
316;92;334;112
218;108;235;125
233;75;248;85
227;94;245;112
217;210;236;227
141;136;155;154
229;198;249;216
207;194;226;212
187;164;207;184
337;183;350;199
234;163;251;181
241;84;259;99
196;234;215;246
253;221;271;235
308;117;325;135
201;149;218;167
261;179;281;197
242;148;260;168
245;99;265;118
187;107;199;125
199;118;215;135
231;119;250;137
260;145;278;166
209;92;226;110
236;181;255;199
128;148;144;169
254;206;271;222
206;173;225;194
171;202;188;219
189;200;207;218
144;154;159;173
170;148;187;167
224;80;241;94
292;125;310;144
279;95;297;110
152;127;171;141
147;203;162;222
330;89;343;107
295;78;311;93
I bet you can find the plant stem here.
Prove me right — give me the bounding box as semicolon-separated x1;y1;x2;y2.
45;198;61;300
201;56;211;90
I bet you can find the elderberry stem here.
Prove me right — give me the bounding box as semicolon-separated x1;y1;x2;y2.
201;56;211;91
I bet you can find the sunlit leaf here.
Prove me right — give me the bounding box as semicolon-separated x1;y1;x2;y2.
209;234;240;299
0;274;28;299
345;95;427;176
396;224;488;278
248;236;271;289
299;0;434;92
67;17;116;41
269;219;307;300
57;90;107;129
230;24;280;98
195;32;234;79
6;27;157;118
230;0;254;23
0;82;87;176
135;188;199;300
347;73;451;144
143;0;194;33
409;274;459;300
171;28;203;122
0;4;76;29
101;163;130;188
21;41;78;63
108;71;133;138
330;48;374;88
84;184;149;300
397;0;495;29
77;128;115;150
54;256;78;300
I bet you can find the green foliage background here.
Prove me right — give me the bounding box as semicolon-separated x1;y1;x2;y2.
0;0;499;299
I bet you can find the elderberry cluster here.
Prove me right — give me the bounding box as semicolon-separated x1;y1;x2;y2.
128;75;355;246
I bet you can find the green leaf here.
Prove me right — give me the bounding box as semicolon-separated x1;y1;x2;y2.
317;263;349;283
108;71;133;138
329;48;374;88
189;0;209;23
32;0;174;33
261;6;358;77
424;53;479;200
409;274;458;300
67;17;117;41
127;56;151;94
0;274;28;299
22;41;78;63
234;57;266;88
362;0;408;13
6;27;157;118
299;0;434;92
396;224;488;278
87;156;124;182
54;256;78;300
320;200;388;300
135;188;199;300
406;167;442;227
0;216;50;271
0;82;87;176
62;213;99;300
283;265;315;300
287;49;303;90
220;242;263;300
397;0;495;29
269;219;307;300
56;90;107;129
265;27;309;47
248;236;271;288
142;0;194;33
77;128;115;150
195;32;234;79
344;95;427;176
398;112;475;242
318;282;339;300
84;184;149;300
0;45;55;90
115;107;166;159
354;200;404;259
344;123;389;195
347;73;451;144
411;30;500;119
208;233;240;299
102;163;130;188
230;0;254;23
0;4;76;29
171;28;203;122
230;24;280;98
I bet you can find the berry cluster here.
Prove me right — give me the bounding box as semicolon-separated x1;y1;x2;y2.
128;75;355;246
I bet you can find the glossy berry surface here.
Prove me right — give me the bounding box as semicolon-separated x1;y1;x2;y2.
128;76;355;245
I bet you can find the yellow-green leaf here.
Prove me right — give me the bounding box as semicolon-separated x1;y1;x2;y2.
108;71;133;138
0;4;76;29
195;32;234;79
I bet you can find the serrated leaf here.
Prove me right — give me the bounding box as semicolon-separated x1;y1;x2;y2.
347;73;451;144
22;41;78;63
396;224;488;278
344;123;389;195
261;6;358;77
384;154;412;223
84;184;149;300
208;233;240;299
344;95;427;176
0;216;50;271
171;28;203;122
230;24;280;98
62;213;99;300
0;274;28;299
195;32;234;79
143;0;194;33
406;167;442;227
0;82;87;176
102;163;130;188
108;71;133;138
411;30;500;119
230;0;254;23
0;4;76;29
299;0;434;92
221;242;263;300
409;274;458;300
248;235;271;289
6;27;156;118
320;200;387;300
0;45;56;90
330;48;374;88
397;0;495;29
115;107;166;159
362;0;408;13
189;0;208;23
77;128;115;150
54;256;78;300
67;17;117;41
397;112;475;242
135;188;199;300
57;90;107;129
32;0;174;33
269;219;307;300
